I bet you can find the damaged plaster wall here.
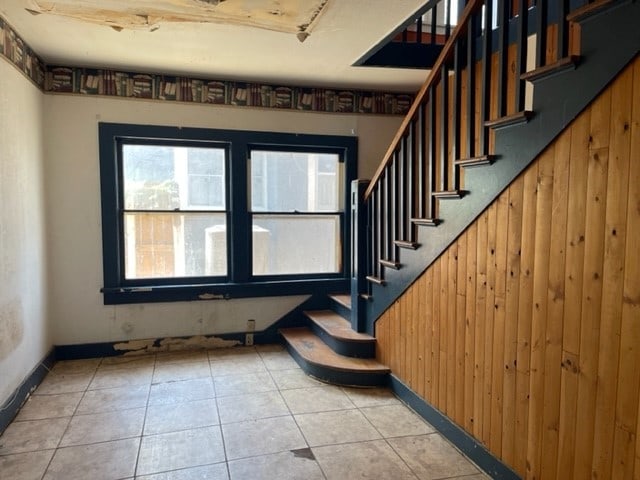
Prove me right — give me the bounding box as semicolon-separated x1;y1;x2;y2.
0;60;50;405
44;94;402;347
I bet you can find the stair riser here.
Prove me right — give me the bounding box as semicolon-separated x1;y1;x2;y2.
308;321;376;359
283;342;389;387
328;298;352;321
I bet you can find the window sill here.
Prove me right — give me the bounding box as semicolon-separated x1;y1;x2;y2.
101;278;350;305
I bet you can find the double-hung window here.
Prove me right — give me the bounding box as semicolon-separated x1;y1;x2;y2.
98;123;356;304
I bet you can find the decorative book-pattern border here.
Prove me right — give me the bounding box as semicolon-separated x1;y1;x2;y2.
45;67;413;115
0;17;46;88
0;14;414;115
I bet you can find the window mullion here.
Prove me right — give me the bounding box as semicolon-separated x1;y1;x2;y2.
228;142;251;283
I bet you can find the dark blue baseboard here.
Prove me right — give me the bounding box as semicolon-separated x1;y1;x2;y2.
56;294;329;360
389;375;521;480
0;349;56;434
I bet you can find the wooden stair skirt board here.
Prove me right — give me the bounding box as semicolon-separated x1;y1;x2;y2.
280;328;390;387
304;310;376;358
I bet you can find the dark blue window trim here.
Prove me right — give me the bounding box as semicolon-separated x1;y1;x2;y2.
98;122;357;305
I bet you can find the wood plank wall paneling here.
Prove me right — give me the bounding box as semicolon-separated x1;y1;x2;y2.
374;56;640;479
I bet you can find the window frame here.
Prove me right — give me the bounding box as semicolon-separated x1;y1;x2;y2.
98;122;357;304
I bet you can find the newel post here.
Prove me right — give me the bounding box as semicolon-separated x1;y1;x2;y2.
350;179;369;333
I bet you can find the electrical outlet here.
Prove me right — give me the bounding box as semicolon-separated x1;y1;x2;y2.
245;319;255;346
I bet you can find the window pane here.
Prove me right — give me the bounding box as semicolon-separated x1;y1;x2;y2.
123;145;225;210
124;212;226;279
250;151;340;212
252;215;341;275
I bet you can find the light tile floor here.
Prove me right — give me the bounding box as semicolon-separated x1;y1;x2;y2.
0;345;490;480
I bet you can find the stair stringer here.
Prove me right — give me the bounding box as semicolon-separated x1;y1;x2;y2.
365;0;640;330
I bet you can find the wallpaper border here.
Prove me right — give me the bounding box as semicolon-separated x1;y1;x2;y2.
0;14;413;115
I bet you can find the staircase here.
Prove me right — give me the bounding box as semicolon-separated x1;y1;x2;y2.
280;294;390;387
283;0;639;387
356;0;640;331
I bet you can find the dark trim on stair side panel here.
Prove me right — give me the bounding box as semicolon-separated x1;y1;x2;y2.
0;349;56;434
389;375;521;480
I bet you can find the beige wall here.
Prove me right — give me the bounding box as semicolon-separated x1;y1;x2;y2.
44;94;402;345
0;62;49;404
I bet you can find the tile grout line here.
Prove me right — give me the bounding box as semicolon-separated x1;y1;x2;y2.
276;358;329;480
210;349;232;479
38;357;103;479
132;352;157;478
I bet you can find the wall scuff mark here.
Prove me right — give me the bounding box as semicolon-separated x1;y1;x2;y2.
0;299;24;361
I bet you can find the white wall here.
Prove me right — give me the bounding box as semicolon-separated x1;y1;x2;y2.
0;61;49;404
44;94;402;346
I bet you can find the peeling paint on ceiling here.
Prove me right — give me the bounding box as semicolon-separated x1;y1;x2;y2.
27;0;330;34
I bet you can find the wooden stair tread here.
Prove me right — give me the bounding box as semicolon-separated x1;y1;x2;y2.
380;259;401;270
567;0;616;22
280;328;389;374
329;294;351;309
366;275;386;285
454;154;496;167
520;56;580;83
305;310;375;343
394;239;420;250
485;110;534;129
411;217;441;226
432;190;464;199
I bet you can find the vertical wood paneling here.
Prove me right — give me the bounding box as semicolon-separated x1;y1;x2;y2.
403;287;412;390
432;259;442;407
439;250;448;409
501;175;523;466
514;160;538;475
591;63;633;480
447;244;458;418
612;59;640;480
456;236;467;424
561;109;590;356
573;87;611;480
464;222;478;432
474;212;488;440
526;146;555;479
483;203;497;446
374;57;640;480
540;128;570;480
491;194;509;454
415;273;425;399
556;107;591;480
424;267;434;399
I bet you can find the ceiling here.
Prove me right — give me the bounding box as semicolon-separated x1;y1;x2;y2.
0;0;429;92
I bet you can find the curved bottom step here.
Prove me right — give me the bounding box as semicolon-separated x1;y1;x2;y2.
305;310;376;358
280;327;389;387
